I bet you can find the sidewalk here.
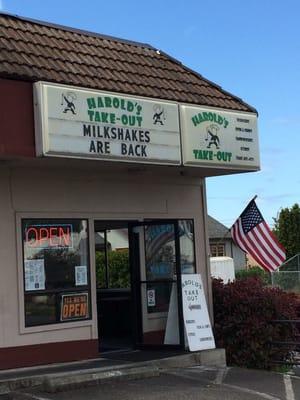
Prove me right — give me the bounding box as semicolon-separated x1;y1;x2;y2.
0;348;225;395
2;364;300;400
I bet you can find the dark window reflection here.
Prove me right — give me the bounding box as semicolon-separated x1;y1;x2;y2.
145;224;176;281
179;220;196;274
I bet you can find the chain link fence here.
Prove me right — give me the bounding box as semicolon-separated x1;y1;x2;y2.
271;254;300;293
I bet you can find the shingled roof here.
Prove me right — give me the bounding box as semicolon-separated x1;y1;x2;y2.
0;12;256;113
207;215;231;239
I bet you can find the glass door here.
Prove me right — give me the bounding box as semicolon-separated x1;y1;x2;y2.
129;221;185;348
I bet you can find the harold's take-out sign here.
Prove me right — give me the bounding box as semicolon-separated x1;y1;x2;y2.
34;82;181;165
180;105;260;170
34;82;260;171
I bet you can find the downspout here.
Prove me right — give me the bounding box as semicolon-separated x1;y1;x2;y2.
201;178;214;323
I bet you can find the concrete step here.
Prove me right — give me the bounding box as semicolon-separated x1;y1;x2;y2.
0;348;225;395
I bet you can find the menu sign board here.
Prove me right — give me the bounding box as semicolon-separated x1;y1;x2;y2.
180;105;260;170
61;293;89;321
34;82;181;165
181;274;215;351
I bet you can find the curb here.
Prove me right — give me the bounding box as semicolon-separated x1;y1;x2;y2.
43;365;160;393
0;385;10;400
0;349;226;394
148;349;226;369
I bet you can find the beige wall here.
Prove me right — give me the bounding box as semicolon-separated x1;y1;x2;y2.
0;162;210;349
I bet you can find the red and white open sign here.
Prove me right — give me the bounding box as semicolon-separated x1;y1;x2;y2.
25;224;73;249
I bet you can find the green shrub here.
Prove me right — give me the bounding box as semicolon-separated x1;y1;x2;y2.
96;250;130;288
236;266;271;285
212;277;299;369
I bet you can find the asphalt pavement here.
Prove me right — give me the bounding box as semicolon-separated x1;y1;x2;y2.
7;366;300;400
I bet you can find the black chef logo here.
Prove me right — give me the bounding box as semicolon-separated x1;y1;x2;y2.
61;92;77;115
205;124;220;149
153;104;166;125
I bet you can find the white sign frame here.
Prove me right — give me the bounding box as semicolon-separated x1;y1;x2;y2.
181;274;215;351
34;82;181;166
180;105;260;170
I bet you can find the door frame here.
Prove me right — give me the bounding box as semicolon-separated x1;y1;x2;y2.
128;219;185;350
94;219;138;351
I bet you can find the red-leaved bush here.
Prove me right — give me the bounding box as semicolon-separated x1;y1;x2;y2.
212;277;299;369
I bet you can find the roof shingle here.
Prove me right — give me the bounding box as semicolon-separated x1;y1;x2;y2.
207;216;231;239
0;12;256;113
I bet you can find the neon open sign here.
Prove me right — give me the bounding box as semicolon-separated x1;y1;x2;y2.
25;224;73;248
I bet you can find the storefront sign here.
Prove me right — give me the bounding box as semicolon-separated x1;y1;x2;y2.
24;224;73;249
181;274;215;351
61;293;89;321
34;82;181;165
180;105;260;170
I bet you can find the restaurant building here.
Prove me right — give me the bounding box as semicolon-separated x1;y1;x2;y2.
0;12;260;369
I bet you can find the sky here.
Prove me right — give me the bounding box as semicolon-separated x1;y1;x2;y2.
1;0;299;227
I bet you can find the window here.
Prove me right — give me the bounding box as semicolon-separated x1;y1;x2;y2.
144;223;176;314
210;243;225;257
143;220;196;314
95;228;130;289
22;219;91;327
179;220;196;274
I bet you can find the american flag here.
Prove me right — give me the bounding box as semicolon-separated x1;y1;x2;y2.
231;200;286;272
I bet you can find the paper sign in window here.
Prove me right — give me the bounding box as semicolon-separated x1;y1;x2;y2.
25;259;45;291
75;265;88;286
147;289;156;307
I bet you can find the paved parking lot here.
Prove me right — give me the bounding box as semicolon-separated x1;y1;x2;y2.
14;366;300;400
